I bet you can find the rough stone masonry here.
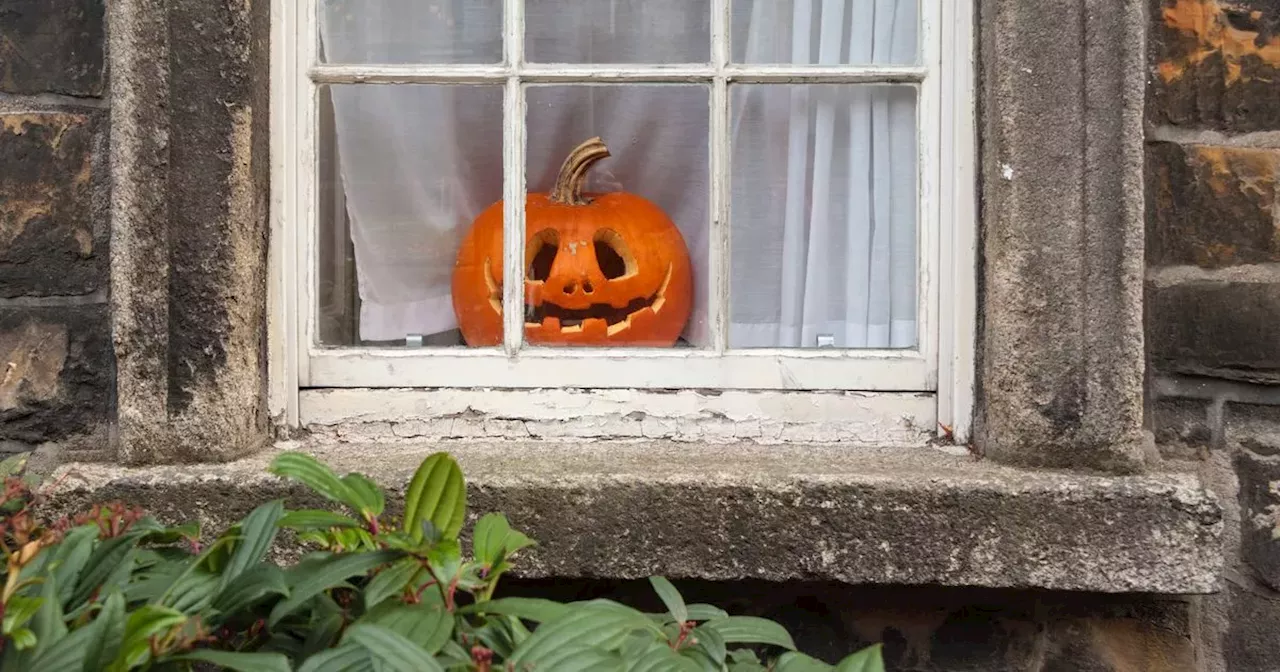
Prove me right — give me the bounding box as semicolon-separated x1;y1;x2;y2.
1145;0;1280;669
0;0;112;455
4;0;1280;669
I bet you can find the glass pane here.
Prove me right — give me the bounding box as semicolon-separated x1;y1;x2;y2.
526;0;710;63
318;0;502;64
523;85;710;348
317;84;504;348
729;84;917;349
731;0;917;65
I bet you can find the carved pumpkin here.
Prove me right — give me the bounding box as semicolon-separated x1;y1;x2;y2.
452;137;693;347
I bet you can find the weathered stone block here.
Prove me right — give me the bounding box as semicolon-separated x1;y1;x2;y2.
1152;397;1214;459
41;442;1224;594
0;112;106;298
0;0;105;96
1148;0;1280;131
1149;280;1280;383
1228;401;1280;456
1146;142;1279;268
1225;582;1280;670
0;306;111;446
978;0;1148;471
1236;434;1280;590
108;0;271;464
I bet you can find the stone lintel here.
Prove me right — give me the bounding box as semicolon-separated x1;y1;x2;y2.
976;0;1149;471
44;441;1223;594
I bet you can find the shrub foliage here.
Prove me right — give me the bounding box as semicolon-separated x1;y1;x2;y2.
0;451;884;671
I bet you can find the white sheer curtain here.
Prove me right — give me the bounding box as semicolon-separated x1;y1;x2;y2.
319;0;917;349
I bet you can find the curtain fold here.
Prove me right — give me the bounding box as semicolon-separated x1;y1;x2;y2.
319;0;918;349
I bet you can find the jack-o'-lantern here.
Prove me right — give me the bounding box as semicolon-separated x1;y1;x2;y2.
451;137;693;347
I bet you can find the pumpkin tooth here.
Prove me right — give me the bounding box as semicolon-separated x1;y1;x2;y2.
652;263;673;314
625;306;657;334
542;316;561;332
581;318;608;339
484;257;499;295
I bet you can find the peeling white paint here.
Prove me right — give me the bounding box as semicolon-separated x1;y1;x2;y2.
299;388;935;446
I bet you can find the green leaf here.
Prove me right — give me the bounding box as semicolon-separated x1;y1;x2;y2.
530;645;626;672
705;616;797;651
28;626;96;670
727;649;769;672
458;597;570;623
472;512;508;565
269;452;359;509
109;605;187;671
71;533;143;607
775;651;836;672
279;509;363;531
435;639;471;668
3;596;43;634
469;621;517;659
84;591;126;672
48;525;98;610
30;572;67;659
173;650;292;672
427;540;462;586
298;644;375;672
509;604;662;669
268;549;402;626
342;473;386;518
363;558;420;611
0;452;28;476
164;570;221;614
137;520;200;546
649;576;688;624
691;623;727;663
362;603;453;655
10;628;35;650
123;561;185;603
624;641;702;672
154;535;237;607
686;604;730;622
301;612;345;659
472;513;533;568
344;623;445;672
402;453;466;542
833;644;885;672
221;500;285;590
680;647;722;672
506;613;533;647
213;564;289;616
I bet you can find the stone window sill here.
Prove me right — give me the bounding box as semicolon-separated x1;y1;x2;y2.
45;440;1223;594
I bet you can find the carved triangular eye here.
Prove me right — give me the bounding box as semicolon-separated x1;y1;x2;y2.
593;228;635;280
526;229;559;282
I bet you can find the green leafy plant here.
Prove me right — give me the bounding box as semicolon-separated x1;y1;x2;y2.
0;451;885;671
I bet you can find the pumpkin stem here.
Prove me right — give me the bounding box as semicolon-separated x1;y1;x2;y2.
550;136;611;206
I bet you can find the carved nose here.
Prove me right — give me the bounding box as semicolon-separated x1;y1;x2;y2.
561;279;595;296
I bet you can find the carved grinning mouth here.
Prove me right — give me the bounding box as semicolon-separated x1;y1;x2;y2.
483;259;672;336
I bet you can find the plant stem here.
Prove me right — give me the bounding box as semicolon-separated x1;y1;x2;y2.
549;137;611;206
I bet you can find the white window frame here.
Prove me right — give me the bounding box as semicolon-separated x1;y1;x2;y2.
269;0;977;443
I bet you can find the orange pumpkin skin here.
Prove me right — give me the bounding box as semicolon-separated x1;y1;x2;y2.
451;138;693;347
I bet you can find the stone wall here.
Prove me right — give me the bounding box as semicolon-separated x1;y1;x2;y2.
3;0;1278;670
1145;0;1280;669
0;0;113;455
